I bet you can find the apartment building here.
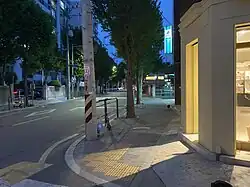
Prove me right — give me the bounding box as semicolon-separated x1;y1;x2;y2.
13;0;76;82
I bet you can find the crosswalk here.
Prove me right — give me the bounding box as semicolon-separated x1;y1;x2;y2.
11;179;66;187
1;178;68;187
12;179;68;187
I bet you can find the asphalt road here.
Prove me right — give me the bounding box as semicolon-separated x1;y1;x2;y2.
0;94;127;170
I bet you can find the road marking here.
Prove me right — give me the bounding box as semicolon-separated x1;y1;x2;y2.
133;127;151;130
0;162;51;186
97;106;117;108
12;116;50;127
39;133;79;164
25;109;56;118
69;107;84;111
0;113;17;118
12;179;68;187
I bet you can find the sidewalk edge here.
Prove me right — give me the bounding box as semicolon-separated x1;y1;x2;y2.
64;135;121;187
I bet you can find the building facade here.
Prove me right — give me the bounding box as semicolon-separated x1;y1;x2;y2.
13;0;77;82
173;0;201;105
180;0;250;156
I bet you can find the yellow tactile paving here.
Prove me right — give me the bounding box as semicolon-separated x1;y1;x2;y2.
82;148;140;179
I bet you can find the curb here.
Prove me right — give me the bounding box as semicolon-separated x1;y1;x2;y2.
65;112;127;187
171;106;181;115
64;136;121;187
179;133;217;161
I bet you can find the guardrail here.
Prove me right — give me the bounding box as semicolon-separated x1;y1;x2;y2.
96;98;120;135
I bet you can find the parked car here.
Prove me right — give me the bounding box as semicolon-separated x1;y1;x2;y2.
13;88;42;99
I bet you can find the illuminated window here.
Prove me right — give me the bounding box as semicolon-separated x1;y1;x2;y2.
50;0;56;9
235;24;250;145
237;27;250;43
51;10;55;17
60;0;65;10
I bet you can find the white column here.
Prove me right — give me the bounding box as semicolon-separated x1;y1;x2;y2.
56;0;61;49
81;0;97;140
152;84;156;97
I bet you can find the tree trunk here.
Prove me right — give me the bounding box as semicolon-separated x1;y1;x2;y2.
23;69;29;107
136;68;143;105
126;57;135;118
42;71;48;100
0;63;6;85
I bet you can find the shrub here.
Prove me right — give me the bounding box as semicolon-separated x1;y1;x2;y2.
48;80;61;87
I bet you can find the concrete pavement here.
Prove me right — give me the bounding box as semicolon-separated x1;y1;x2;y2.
65;98;250;187
65;98;181;187
0;93;126;187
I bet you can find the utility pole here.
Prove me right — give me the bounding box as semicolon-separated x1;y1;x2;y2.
71;44;74;98
66;27;71;100
81;0;97;140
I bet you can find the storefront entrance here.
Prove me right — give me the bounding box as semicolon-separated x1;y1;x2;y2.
186;40;199;134
236;24;250;149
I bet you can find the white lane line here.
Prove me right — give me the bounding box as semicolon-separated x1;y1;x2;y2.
0;113;17;118
39;133;79;164
69;107;84;111
133;127;151;130
97;106;117;108
25;109;56;118
12;116;50;127
12;179;68;187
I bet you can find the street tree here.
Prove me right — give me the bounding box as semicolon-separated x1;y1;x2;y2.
0;0;23;85
14;0;55;106
133;1;164;104
94;39;115;93
68;27;114;94
113;61;126;88
39;47;66;85
92;0;163;117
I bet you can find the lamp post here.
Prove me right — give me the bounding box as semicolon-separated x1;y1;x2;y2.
66;29;74;100
71;43;74;98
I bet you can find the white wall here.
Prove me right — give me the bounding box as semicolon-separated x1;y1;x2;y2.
180;0;250;156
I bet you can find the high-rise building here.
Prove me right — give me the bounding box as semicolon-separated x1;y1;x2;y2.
13;0;74;81
173;0;201;105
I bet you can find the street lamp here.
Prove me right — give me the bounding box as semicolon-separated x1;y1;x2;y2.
66;29;74;99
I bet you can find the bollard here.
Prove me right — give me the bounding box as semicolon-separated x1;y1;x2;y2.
211;180;233;187
116;98;119;118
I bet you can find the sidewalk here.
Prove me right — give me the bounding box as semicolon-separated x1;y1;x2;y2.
66;98;250;187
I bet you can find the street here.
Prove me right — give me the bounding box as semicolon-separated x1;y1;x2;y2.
0;93;126;187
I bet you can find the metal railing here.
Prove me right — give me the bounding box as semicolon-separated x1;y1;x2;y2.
96;98;120;133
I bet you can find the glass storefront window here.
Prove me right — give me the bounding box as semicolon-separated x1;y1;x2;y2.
236;25;250;144
237;28;250;43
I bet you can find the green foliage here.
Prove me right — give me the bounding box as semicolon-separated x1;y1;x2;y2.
48;80;61;87
0;0;56;105
16;0;55;73
70;28;84;79
4;72;18;85
66;27;115;82
113;61;126;82
92;0;163;117
94;39;115;82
